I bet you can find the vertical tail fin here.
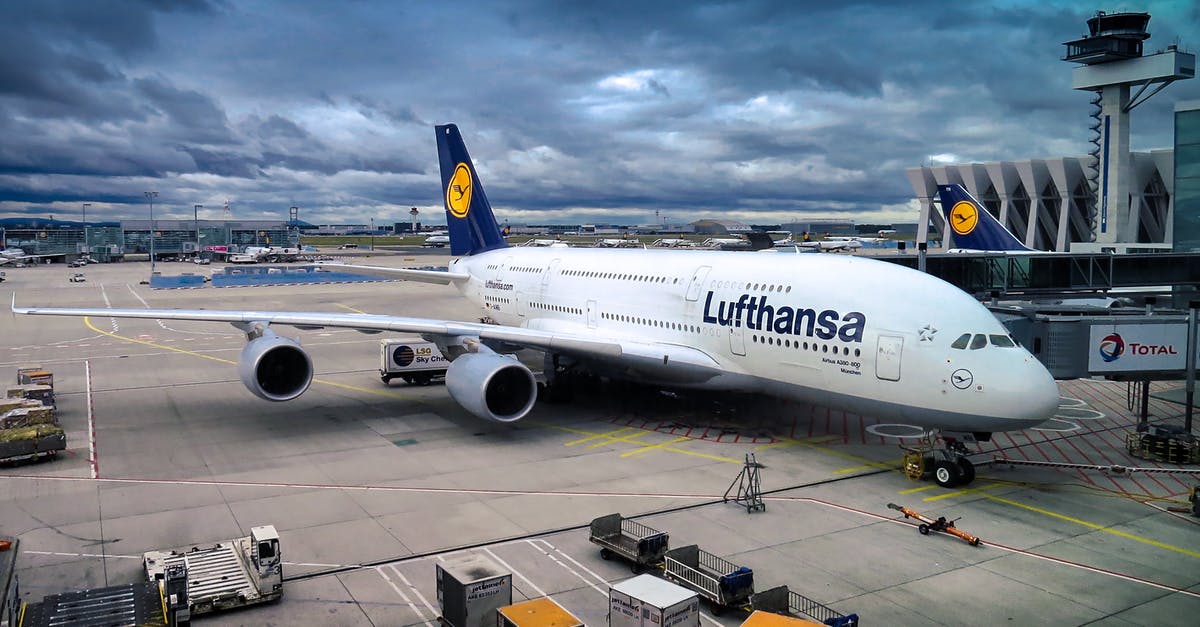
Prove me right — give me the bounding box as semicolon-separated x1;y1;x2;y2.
936;184;1034;252
436;124;509;256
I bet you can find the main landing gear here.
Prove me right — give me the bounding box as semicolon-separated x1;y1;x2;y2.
902;435;978;488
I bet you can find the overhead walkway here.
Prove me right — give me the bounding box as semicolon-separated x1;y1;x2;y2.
878;252;1200;296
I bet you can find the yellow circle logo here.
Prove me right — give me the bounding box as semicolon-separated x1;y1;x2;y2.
446;163;473;219
949;201;978;236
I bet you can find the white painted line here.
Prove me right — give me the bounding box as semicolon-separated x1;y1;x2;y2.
375;565;432;625
392;565;439;621
86;359;98;479
484;547;549;599
525;535;604;595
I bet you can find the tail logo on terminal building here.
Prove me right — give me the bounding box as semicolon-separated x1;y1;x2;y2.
446;163;473;219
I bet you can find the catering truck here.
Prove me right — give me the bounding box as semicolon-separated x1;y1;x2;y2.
380;338;449;385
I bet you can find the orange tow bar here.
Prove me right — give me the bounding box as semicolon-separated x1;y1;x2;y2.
888;503;981;546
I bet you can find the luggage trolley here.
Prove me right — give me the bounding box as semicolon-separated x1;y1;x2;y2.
588;513;670;573
661;545;753;615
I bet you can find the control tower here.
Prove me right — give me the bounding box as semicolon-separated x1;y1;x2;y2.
1064;11;1194;247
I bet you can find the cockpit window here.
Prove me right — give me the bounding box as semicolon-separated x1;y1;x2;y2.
969;334;988;350
951;333;971;350
989;334;1016;347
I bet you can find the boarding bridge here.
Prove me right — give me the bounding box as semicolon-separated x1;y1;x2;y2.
880;252;1200;299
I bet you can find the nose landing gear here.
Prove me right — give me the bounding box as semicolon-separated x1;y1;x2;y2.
903;435;978;488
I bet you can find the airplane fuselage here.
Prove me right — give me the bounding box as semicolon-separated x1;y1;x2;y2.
450;246;1059;433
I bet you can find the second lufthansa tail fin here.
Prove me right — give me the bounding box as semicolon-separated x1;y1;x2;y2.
936;184;1034;252
436;124;509;256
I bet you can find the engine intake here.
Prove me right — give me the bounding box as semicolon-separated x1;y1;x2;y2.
445;352;537;422
238;332;313;401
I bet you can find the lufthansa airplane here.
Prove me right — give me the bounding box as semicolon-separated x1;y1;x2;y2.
13;125;1060;487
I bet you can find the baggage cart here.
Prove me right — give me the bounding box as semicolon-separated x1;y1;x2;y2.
662;545;753;614
589;513;669;573
0;425;66;465
751;586;858;627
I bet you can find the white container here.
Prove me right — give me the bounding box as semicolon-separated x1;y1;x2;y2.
610;574;700;627
437;554;512;627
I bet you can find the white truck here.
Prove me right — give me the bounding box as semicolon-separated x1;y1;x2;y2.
143;525;282;619
380;338;449;385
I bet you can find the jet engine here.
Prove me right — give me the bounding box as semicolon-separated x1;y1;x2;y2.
445;351;537;422
238;330;314;401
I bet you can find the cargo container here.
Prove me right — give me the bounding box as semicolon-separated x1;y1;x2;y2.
496;597;583;627
380;338;448;385
609;574;700;627
437;553;512;627
740;610;823;626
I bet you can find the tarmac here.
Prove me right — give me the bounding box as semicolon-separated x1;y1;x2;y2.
0;253;1198;626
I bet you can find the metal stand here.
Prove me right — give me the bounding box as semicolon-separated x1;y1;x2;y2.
724;453;766;513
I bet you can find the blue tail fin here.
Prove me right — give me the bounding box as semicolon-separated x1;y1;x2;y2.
936;184;1033;252
436;124;509;256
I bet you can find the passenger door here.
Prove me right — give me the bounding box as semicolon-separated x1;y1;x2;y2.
875;335;903;381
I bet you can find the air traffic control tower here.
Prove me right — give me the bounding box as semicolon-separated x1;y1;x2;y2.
1063;11;1195;250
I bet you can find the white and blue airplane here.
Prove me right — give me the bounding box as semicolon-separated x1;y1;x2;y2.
12;125;1061;487
937;184;1039;253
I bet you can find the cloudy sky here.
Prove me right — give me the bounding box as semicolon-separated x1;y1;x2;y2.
1;1;1197;227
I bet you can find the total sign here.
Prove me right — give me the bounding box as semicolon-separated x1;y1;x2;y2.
1088;323;1189;373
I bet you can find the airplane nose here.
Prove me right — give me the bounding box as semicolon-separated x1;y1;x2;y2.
1014;360;1060;427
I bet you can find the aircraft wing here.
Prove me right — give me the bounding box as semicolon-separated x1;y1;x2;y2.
314;262;470;285
10;297;724;381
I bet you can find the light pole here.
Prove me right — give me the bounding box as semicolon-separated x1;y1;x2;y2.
370;217;375;251
194;204;202;255
144;191;158;275
81;203;90;256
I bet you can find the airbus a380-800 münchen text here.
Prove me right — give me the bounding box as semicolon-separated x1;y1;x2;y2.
12;124;1061;487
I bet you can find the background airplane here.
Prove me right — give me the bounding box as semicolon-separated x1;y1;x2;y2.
12;125;1062;488
937;184;1037;253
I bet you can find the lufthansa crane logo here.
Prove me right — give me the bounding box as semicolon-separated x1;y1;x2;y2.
446;163;473;219
949;201;979;235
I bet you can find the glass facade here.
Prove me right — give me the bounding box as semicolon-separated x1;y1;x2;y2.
1175;101;1200;252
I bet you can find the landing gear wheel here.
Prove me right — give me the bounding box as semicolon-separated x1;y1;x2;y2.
933;460;961;488
957;458;976;485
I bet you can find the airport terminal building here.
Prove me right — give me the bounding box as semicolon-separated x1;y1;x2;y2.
0;219;296;262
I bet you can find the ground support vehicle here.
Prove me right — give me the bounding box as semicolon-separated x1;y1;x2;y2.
589;513;670;573
380;338;448;385
143;525;282;617
662;545;754;614
888;503;981;546
750;586;858;626
0;425;66;465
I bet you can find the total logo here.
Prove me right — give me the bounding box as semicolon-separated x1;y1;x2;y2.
1097;332;1178;362
1097;333;1124;362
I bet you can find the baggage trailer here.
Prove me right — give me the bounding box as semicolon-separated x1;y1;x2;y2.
0;425;66;465
662;545;754;615
143;525;282;617
589;513;670;573
750;586;858;627
380;338;448;385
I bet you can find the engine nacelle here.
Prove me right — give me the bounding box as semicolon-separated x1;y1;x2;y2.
445;352;537;422
238;331;314;401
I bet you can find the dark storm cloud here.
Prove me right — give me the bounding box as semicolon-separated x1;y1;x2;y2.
0;0;1196;224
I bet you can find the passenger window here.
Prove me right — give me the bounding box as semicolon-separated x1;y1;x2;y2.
989;334;1016;347
969;334;987;350
951;333;971;349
